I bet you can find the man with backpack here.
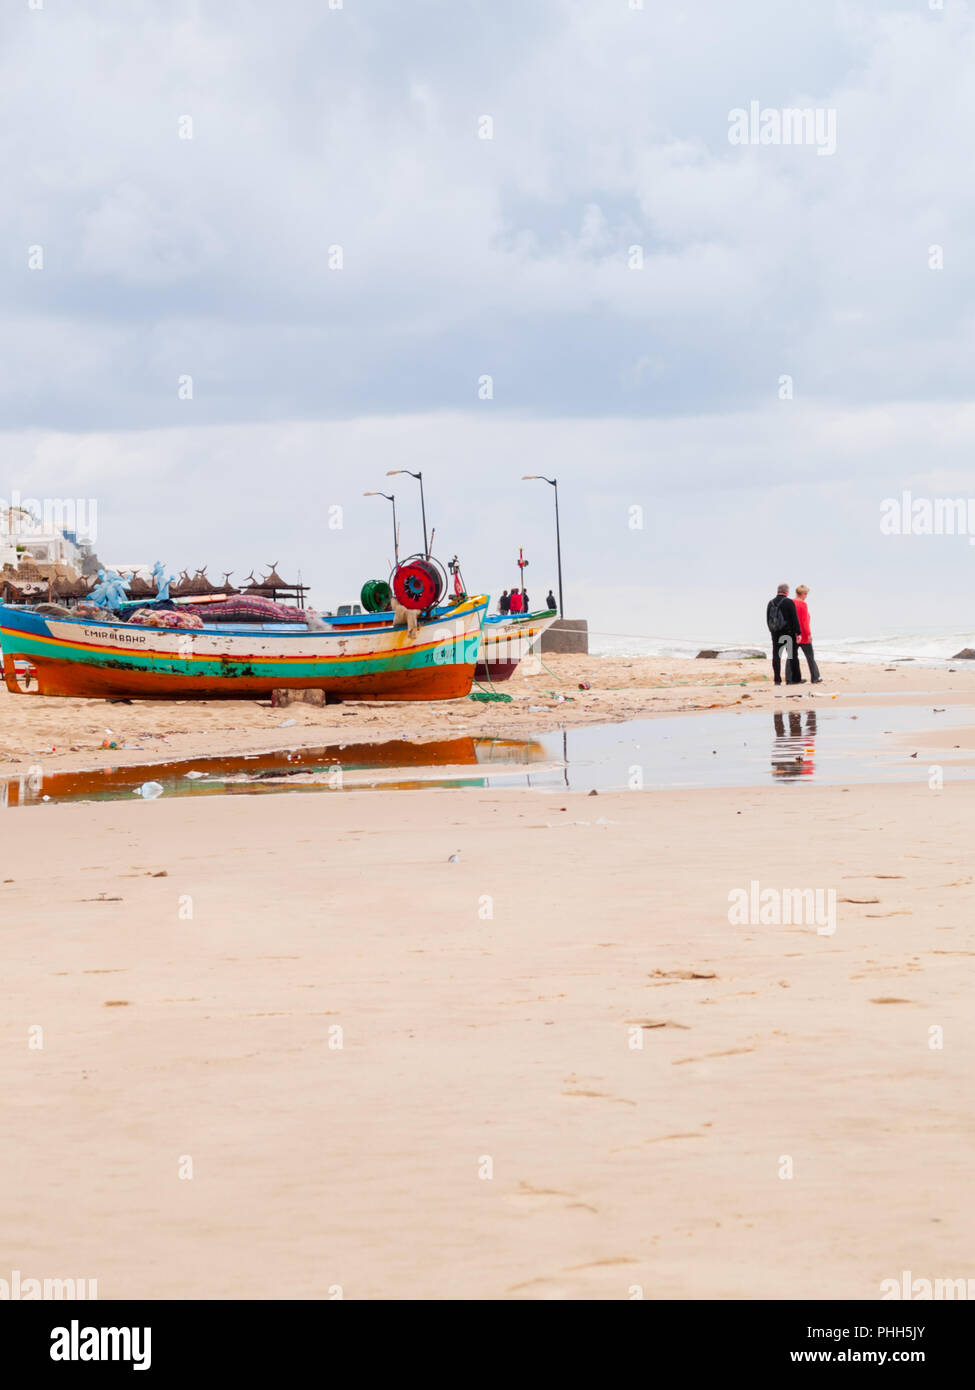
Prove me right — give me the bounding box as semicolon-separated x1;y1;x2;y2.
766;584;802;685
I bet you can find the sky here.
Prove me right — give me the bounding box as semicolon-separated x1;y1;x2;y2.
2;0;974;644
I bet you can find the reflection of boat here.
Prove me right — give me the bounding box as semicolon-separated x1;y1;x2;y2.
475;610;557;681
473;736;548;764
1;733;554;807
0;596;487;701
1;738;484;805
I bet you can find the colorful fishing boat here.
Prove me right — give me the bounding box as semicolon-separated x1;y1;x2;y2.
316;603;556;683
475;610;557;681
332;552;556;683
0;595;488;701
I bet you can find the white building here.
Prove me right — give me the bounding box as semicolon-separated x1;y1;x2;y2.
0;504;85;573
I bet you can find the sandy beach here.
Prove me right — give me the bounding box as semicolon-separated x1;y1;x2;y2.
2;655;973;1300
8;0;975;1336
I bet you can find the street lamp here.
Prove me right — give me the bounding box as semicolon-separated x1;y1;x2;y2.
363;491;399;563
386;469;428;556
522;475;564;617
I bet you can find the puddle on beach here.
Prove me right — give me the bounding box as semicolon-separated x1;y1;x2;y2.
4;703;974;807
1;736;556;806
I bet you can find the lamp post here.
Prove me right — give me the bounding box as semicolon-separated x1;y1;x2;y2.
386;469;428;556
363;491;399;563
522;475;563;617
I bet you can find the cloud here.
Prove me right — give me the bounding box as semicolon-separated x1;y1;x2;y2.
7;400;975;637
1;1;972;636
2;1;973;425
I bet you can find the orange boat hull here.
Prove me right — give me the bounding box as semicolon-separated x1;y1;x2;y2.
2;651;473;701
0;596;489;701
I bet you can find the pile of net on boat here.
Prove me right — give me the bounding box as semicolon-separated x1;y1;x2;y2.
33;595;309;626
183;596;305;623
127;606;205;628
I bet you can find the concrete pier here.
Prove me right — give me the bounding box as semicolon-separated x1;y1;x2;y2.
539;618;589;655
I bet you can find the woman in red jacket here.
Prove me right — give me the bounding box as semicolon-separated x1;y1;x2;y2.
794;585;822;684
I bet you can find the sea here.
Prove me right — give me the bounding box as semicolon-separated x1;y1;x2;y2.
589;629;975;668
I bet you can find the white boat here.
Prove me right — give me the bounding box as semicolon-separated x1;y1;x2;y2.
476;609;557;681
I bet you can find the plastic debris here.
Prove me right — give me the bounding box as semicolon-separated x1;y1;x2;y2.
135;781;164;800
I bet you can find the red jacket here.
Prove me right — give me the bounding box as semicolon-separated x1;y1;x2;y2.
795;598;811;644
508;591;524;613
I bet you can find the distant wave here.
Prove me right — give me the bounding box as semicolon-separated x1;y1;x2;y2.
590;631;975;667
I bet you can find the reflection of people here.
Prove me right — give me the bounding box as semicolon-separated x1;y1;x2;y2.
498;589;510;615
794;585;822;684
771;710;817;780
509;588;524;614
766;583;801;685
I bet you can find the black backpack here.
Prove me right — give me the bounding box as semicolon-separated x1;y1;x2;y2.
767;596;788;634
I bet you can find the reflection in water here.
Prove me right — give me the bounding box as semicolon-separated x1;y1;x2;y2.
1;736;550;807
7;704;974;806
771;710;818;781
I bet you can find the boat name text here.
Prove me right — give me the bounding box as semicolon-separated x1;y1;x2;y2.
82;628;147;645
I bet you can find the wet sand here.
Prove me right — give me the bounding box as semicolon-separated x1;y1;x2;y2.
2;653;973;1300
3;654;973;777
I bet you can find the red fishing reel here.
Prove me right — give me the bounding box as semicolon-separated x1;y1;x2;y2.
390;554;446;611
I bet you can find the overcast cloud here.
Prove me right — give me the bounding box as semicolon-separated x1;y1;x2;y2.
2;0;973;641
